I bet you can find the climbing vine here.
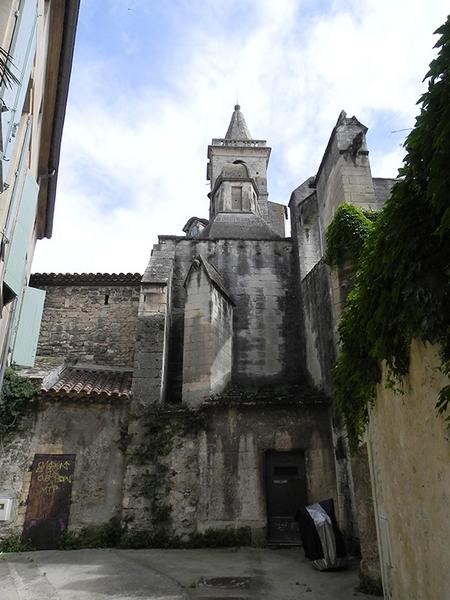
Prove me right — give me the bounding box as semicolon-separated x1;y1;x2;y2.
0;367;39;438
330;17;450;451
127;403;208;544
325;203;376;268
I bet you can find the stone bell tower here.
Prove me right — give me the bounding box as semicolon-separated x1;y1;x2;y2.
200;105;283;239
206;105;272;221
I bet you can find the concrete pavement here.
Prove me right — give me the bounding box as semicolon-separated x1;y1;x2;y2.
0;547;378;600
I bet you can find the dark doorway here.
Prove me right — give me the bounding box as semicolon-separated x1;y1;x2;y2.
22;454;76;550
265;450;306;544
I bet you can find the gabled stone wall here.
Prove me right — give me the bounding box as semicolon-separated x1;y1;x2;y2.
182;266;233;405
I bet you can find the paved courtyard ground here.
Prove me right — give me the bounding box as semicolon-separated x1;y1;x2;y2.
0;547;378;600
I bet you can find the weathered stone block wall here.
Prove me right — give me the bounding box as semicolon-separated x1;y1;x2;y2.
33;283;140;367
315;119;376;234
267;201;286;237
0;397;128;538
289;119;380;568
300;260;335;394
182;268;233;405
132;284;170;407
168;238;301;400
159;403;335;541
295;192;322;280
368;341;450;600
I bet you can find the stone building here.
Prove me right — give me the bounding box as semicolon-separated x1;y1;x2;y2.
1;106;397;582
0;0;79;386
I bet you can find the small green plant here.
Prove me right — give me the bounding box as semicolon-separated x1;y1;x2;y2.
357;573;384;596
0;46;20;89
59;516;123;550
119;526;252;549
187;527;252;548
119;529;154;549
0;367;39;438
0;535;34;553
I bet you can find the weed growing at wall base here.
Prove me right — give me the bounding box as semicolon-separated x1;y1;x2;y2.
59;518;252;550
0;535;34;553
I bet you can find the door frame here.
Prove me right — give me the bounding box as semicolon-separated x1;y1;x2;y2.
264;448;308;544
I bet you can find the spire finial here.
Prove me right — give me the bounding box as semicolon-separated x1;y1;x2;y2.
234;104;241;111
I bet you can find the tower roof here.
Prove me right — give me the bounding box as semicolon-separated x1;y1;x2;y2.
225;104;252;140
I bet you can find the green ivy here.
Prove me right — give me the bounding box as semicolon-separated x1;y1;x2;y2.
130;404;208;536
0;367;39;438
331;17;450;451
325;203;375;268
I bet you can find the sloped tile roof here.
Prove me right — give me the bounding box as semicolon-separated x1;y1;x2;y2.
43;367;132;399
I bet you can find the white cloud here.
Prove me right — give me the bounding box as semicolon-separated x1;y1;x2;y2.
33;0;449;273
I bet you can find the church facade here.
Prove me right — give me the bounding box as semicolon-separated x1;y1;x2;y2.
0;106;396;573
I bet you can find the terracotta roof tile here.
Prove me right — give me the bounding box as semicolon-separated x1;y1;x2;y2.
30;273;142;286
43;367;132;399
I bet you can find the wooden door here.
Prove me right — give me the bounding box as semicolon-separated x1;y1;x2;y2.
22;454;76;550
265;450;306;544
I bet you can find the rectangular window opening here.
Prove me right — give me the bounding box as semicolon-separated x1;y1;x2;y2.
231;186;243;210
104;294;109;305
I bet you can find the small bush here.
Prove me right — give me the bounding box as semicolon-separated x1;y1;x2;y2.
357;573;384;596
187;527;252;548
0;367;39;437
59;516;123;550
0;535;34;553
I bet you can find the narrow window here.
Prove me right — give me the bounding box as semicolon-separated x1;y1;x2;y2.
231;186;242;210
104;294;109;305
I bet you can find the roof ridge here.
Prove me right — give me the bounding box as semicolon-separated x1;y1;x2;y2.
30;272;142;286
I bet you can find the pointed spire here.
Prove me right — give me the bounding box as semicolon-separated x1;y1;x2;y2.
225;104;252;140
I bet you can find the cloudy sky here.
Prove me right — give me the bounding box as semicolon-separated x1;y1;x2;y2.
33;0;449;274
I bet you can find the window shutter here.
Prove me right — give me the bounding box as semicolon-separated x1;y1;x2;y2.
12;285;45;366
0;0;38;188
3;169;39;295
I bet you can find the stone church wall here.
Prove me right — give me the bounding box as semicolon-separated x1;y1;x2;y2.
122;402;335;543
289;115;383;580
0;396;128;539
31;279;140;368
191;403;336;540
167;238;302;400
